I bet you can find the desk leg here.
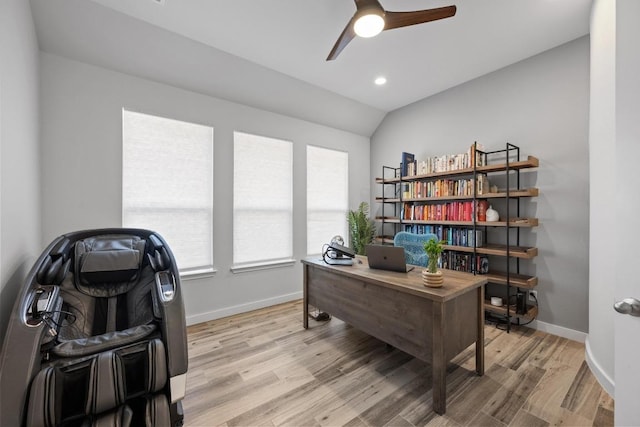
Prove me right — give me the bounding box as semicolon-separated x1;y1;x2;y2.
303;265;309;329
432;303;446;415
476;285;485;376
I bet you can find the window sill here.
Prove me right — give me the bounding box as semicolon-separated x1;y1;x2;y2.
180;267;218;281
230;259;297;274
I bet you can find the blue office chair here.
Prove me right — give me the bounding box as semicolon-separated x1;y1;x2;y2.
394;231;438;267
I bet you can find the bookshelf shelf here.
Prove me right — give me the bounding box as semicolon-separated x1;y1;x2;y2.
374;156;539;184
374;235;395;245
375;188;539;204
443;244;538;259
375;143;539;331
484;270;538;289
376;217;539;228
484;301;538;319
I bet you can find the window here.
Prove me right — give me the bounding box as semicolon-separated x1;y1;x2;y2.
233;132;293;270
307;146;349;254
122;110;214;274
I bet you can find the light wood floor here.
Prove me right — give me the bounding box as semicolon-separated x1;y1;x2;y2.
183;300;613;427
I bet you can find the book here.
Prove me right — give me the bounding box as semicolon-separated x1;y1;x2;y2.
401;152;415;177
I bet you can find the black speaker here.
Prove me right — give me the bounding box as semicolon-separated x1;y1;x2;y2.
516;292;527;314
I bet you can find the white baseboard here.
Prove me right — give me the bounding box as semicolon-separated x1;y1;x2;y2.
526;319;587;343
585;337;615;397
186;291;302;326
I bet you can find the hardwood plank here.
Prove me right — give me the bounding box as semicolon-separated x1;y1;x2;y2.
468;411;506;427
510;409;549;427
226;379;328;426
542;408;593;427
312;366;417;426
500;335;543;371
482;363;546;424
478;325;527;369
183;371;282;425
375;361;470;427
560;361;603;421
550;338;585;367
481;363;516;390
521;363;583;424
344;416;369;427
357;373;432;426
273;345;413;426
592;404;614;427
526;333;563;369
424;415;463;427
598;390;615;412
183;300;611;427
561;361;598;411
443;374;503;425
384;415;415;427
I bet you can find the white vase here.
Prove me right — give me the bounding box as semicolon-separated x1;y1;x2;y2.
486;205;499;222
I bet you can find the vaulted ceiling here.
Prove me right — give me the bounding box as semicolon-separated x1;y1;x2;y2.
29;0;592;136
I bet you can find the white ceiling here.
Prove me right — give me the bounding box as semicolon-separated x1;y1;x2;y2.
87;0;592;112
29;0;592;136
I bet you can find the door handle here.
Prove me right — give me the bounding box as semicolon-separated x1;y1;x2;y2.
614;298;640;316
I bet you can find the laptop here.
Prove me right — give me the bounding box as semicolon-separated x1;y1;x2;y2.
365;244;415;273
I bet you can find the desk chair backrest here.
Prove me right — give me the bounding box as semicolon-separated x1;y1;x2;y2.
393;231;438;267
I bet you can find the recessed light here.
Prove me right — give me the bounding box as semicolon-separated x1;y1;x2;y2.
374;77;387;85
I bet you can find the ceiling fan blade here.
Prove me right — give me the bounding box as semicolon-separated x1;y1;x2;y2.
326;17;357;61
384;5;456;31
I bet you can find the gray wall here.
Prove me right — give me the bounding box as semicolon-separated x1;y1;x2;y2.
0;0;42;348
30;0;386;138
371;37;590;333
39;52;371;325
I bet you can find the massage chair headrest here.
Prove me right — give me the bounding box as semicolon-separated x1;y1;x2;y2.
75;235;146;297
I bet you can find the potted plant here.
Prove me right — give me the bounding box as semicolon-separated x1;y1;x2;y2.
347;202;376;255
422;237;445;287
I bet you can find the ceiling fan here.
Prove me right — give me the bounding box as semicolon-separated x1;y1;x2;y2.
327;0;457;61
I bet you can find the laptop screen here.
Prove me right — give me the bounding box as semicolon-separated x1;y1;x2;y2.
365;244;414;273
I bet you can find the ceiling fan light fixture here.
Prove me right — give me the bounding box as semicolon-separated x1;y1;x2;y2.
327;2;457;61
354;13;385;38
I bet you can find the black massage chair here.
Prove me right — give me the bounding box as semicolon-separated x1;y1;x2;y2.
0;229;188;426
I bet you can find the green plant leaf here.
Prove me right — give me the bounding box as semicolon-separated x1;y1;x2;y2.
347;202;376;255
423;237;444;273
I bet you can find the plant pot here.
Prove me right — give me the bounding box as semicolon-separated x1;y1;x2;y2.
422;269;444;287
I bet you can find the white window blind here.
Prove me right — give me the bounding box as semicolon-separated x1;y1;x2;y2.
307;146;349;255
233;132;293;268
122;109;214;273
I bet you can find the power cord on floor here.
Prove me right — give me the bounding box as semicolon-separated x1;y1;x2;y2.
308;306;331;322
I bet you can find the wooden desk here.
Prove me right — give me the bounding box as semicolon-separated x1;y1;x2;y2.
301;256;486;415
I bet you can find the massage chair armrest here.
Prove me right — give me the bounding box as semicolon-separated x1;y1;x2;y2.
153;270;188;395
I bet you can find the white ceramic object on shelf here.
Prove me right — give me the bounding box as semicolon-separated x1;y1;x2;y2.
486;205;499;222
490;296;503;307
